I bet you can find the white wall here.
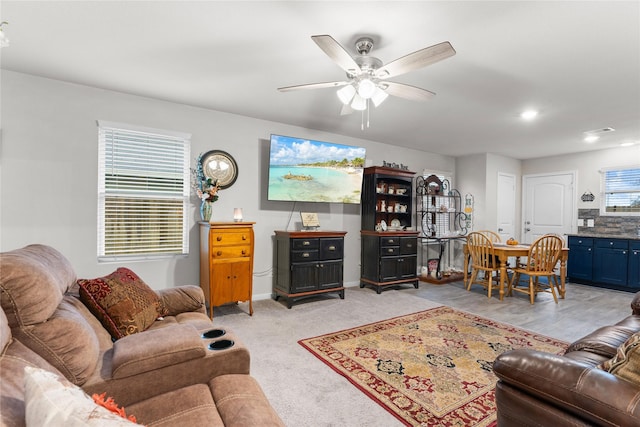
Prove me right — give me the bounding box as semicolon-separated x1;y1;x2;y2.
455;154;488;230
522;146;640;211
0;71;455;299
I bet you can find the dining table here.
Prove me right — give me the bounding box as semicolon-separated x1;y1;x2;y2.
463;242;570;301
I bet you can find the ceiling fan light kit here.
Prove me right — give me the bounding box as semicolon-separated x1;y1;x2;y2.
278;34;456;129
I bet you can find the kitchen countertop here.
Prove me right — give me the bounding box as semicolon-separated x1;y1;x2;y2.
567;233;640;241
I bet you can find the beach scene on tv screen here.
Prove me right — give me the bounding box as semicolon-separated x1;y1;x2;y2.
268;135;366;204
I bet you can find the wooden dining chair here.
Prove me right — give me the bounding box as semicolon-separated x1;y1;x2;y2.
508;234;563;304
466;232;501;298
477;230;502;243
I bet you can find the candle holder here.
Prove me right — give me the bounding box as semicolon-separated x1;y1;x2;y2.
233;208;243;222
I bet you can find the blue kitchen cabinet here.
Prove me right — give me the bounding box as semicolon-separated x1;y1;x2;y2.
567;236;593;283
629;241;640;288
593;238;629;287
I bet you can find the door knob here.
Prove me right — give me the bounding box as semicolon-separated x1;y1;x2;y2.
525;228;531;232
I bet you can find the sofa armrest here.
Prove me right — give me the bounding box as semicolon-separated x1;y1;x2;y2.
494;349;640;425
631;292;640;315
156;285;206;316
111;324;205;379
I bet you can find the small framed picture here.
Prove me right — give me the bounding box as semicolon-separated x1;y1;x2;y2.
300;212;320;228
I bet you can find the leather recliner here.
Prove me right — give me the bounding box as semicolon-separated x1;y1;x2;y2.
493;292;640;426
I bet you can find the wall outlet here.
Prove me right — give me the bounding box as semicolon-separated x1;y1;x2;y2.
577;218;585;226
587;219;595;227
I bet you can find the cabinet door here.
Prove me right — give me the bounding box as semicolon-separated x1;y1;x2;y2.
230;259;252;301
398;256;417;279
211;259;250;306
593;239;628;286
380;257;400;281
318;260;343;289
567;237;593;282
290;263;318;293
629;242;640;288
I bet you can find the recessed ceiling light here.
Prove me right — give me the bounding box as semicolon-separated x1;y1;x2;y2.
520;110;538;120
620;142;635;147
584;135;600;143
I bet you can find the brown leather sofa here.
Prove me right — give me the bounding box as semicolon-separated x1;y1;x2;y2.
0;244;284;427
493;292;640;426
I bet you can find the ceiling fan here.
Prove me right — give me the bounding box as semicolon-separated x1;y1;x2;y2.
277;35;456;123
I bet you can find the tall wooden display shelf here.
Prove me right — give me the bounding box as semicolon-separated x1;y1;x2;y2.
360;166;419;293
273;230;347;308
416;175;468;284
199;222;255;318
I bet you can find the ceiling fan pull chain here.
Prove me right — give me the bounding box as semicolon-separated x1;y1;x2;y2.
366;100;370;128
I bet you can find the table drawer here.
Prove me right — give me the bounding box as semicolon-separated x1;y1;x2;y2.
381;236;401;246
595;239;629;250
211;231;252;246
211;245;251;259
400;238;417;255
320;238;343;260
380;246;399;256
292;238;319;250
568;236;593;247
292;250;319;262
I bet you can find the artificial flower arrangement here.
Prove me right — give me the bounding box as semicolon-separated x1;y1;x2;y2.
197;177;220;203
191;153;221;203
192;153;221;221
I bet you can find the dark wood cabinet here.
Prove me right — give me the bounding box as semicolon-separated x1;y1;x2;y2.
360;230;419;293
360;166;418;293
361;166;415;231
568;235;639;291
273;231;346;308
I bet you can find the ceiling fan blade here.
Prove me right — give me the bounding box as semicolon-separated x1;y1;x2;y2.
278;81;349;92
375;41;456;79
311;35;362;75
382;82;436;101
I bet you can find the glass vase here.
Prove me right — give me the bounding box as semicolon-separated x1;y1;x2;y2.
200;200;213;222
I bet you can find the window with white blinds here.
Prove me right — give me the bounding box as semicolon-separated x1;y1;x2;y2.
601;166;640;215
97;121;191;260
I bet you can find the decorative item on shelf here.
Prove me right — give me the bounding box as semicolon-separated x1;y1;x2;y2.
199;150;238;189
581;191;595;202
423;174;442;195
382;160;410;171
233;208;243;222
464;193;474;231
200;201;213;223
192;152;221;222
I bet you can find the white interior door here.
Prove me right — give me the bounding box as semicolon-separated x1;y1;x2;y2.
522;172;575;244
497;173;516;242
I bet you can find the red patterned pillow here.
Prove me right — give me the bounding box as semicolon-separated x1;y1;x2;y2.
77;268;167;340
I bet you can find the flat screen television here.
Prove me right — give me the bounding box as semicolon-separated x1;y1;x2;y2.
268;134;366;204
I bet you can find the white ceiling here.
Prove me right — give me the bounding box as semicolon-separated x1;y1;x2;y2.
1;1;639;160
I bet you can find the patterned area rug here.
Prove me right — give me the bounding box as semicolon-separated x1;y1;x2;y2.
299;306;568;426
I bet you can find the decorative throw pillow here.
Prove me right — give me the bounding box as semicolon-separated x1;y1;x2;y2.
23;366;141;426
598;331;640;385
77;268;167;340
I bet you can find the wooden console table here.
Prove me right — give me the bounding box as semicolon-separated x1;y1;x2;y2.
199;222;255;318
273;230;346;308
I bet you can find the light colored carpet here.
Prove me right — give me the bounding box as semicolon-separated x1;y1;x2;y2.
212;282;633;426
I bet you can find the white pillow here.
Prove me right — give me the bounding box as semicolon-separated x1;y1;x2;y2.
24;366;141;426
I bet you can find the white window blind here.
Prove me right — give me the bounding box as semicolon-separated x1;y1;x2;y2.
601;166;640;215
97;121;191;260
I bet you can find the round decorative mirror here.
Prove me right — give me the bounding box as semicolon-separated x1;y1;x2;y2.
200;150;238;189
